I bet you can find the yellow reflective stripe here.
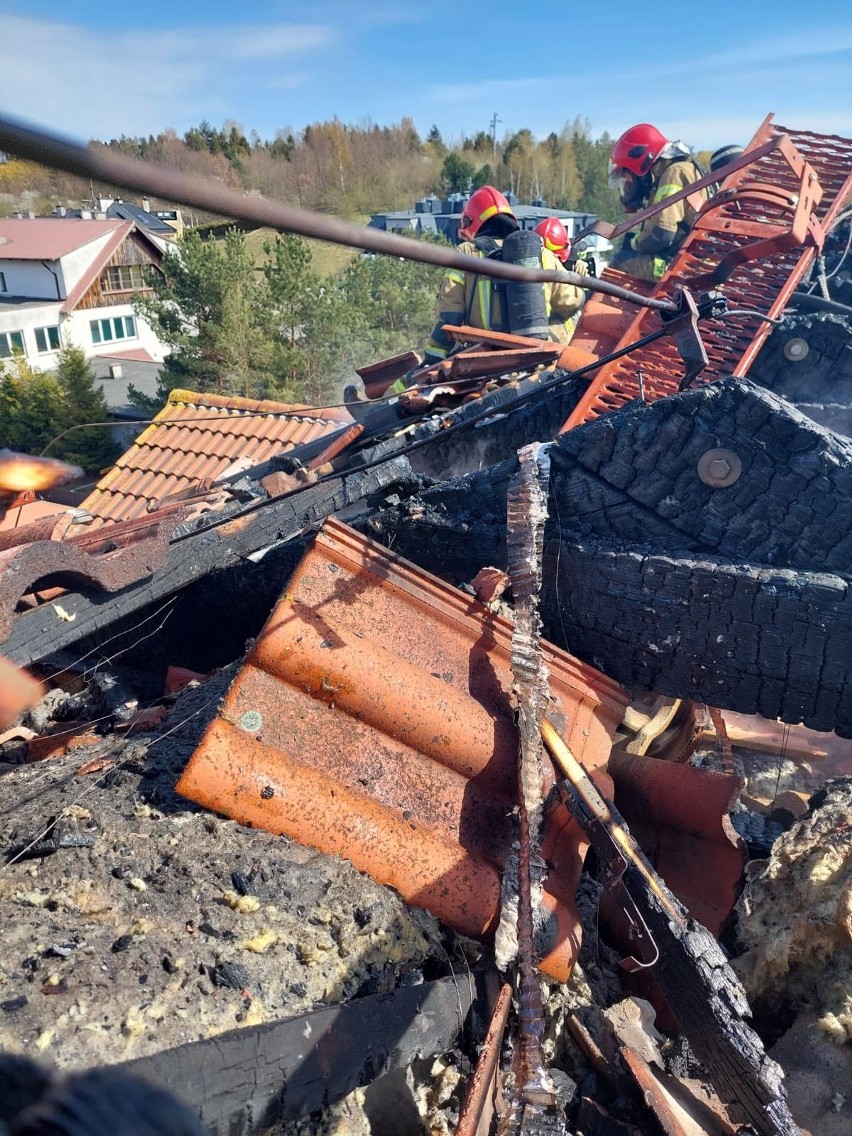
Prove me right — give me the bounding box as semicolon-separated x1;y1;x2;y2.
653;182;681;202
425;343;449;358
652;257;668;279
477;277;492;328
445;270;465;286
391;378;408;393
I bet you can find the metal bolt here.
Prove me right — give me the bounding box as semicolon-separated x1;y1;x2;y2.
708;458;731;480
239;709;263;732
783;337;809;362
697;448;742;488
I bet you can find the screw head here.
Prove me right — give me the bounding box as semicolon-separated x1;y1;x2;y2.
697;448;742;488
783;337;809;362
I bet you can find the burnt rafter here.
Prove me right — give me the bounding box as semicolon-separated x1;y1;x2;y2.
0;513;180;638
0;456;415;666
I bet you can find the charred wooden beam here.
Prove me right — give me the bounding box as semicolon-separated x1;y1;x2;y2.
361;378;852;733
119;974;483;1135
544;723;800;1136
0;457;415;667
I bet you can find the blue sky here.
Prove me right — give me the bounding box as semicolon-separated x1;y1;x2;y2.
2;1;851;150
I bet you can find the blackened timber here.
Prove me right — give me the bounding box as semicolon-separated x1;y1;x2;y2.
361;494;852;735
543;541;852;736
1;456;414;667
119;975;480;1135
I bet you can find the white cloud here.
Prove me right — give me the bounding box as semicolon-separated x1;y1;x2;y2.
1;14;336;139
224;24;335;60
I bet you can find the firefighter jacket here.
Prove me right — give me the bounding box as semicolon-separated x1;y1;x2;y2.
615;158;709;282
424;239;586;362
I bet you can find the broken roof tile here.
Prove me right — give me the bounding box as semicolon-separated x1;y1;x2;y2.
177;518;628;982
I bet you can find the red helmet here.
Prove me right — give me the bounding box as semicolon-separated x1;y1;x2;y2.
609;123;670;179
459;186;515;241
535;217;571;262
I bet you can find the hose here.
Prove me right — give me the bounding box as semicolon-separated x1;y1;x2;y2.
787;293;852;317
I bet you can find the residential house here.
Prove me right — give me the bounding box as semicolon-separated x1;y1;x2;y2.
0;217;168;411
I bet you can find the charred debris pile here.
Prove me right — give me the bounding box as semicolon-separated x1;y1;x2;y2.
1;113;852;1135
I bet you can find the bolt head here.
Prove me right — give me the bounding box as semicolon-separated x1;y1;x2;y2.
708;458;731;479
784;337;809;362
697;447;743;488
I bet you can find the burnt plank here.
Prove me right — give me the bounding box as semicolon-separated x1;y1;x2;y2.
119;974;480;1135
1;457;414;667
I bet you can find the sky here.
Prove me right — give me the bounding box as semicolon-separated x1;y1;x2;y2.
2;1;852;151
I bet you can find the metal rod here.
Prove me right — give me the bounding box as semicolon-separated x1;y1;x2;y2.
0;114;677;313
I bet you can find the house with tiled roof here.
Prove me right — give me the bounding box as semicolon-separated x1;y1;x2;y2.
0;216;168;394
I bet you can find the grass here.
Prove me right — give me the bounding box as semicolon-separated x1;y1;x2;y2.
242;220;369;279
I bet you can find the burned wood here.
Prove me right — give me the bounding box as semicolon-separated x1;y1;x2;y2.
361;377;852;732
542;723;800;1136
0;456;414;667
119;974;482;1135
5;816;95;863
504;443;559;1118
456;982;513;1136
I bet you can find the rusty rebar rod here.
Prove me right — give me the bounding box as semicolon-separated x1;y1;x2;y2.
0;114;678;313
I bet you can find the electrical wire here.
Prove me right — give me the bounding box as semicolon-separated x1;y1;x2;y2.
37;394;401;457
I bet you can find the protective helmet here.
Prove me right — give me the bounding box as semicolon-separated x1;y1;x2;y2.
710;144;744;172
459;186;515;241
609;124;670;178
534;217;571;262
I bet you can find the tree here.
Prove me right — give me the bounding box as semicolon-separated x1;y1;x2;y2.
0;356;63;455
132;229;275;409
570;119;621;218
52;346;119;471
441;152;475;194
426;126;447;159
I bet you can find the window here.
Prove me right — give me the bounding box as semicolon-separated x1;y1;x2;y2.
0;330;24;358
35;325;61;353
0;271;7;293
101;264;147;292
90;315;136;344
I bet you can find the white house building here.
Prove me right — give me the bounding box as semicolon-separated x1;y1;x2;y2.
0;217;168;382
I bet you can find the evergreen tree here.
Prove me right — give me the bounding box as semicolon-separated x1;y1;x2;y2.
132;229;275;409
441;152;475;195
53;346;119;472
0;356;63;455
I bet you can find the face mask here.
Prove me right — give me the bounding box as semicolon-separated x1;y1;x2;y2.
617;170;651;211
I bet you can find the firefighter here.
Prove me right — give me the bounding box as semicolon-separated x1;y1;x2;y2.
422;187;586;365
534;216;590;341
534;216;573;264
607;124;709;282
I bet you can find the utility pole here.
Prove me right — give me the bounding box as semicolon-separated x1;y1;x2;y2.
490;112;501;160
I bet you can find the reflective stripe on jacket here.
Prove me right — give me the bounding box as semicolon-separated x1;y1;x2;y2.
425;239;585;360
632;158;708;258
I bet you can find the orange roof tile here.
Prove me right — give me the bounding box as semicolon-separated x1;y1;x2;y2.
177;518;629;983
78;389;354;528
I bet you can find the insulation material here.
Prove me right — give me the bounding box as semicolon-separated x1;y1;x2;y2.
735;779;852;1042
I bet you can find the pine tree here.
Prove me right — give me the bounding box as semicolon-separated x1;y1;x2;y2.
53;346;119;472
0;356;64;454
